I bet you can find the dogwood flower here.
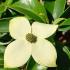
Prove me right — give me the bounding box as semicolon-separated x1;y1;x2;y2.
4;17;58;68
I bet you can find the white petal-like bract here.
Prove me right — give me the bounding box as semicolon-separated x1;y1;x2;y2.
4;40;32;68
32;22;58;38
32;38;57;67
9;17;31;40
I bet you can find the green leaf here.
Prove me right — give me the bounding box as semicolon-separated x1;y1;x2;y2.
55;41;70;70
0;58;3;65
44;1;55;14
0;33;7;38
9;0;48;23
53;0;66;19
60;18;70;26
62;6;70;18
0;18;11;32
0;53;4;68
0;46;5;68
27;57;47;70
5;68;19;70
5;0;13;7
0;3;6;17
0;45;5;53
58;18;70;31
0;68;4;70
58;26;70;31
0;41;11;45
63;46;70;59
53;18;65;24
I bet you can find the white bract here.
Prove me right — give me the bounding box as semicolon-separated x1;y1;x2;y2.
4;17;58;68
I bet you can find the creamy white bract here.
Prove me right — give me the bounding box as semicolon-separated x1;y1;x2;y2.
4;17;58;68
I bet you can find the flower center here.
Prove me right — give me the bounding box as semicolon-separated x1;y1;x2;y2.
26;33;37;43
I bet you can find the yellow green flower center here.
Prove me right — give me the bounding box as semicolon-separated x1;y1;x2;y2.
26;33;37;43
